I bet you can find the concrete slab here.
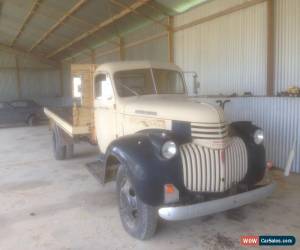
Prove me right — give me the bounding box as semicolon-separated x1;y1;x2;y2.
0;126;299;250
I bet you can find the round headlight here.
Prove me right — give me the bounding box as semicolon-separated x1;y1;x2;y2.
254;129;264;144
161;141;177;159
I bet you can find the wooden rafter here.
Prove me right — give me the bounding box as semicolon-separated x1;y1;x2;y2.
167;16;174;63
47;0;150;59
267;0;275;96
29;0;89;52
174;0;266;32
0;43;58;67
64;0;267;64
110;0;170;30
10;0;42;47
146;1;169;16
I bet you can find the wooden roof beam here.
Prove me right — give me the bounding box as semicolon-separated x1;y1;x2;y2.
10;0;43;47
29;0;89;52
110;0;170;30
0;43;58;68
47;0;150;59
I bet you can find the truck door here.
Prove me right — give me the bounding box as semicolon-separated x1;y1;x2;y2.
94;73;116;153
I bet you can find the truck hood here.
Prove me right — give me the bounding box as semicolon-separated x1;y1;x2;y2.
120;95;225;123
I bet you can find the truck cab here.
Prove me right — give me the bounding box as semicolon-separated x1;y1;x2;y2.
45;61;275;240
93;61;187;153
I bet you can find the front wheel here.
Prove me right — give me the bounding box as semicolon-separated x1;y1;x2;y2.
116;166;158;240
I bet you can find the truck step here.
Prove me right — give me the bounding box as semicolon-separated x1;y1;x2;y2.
86;160;106;185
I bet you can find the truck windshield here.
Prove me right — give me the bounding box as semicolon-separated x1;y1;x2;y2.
114;69;185;97
152;69;185;94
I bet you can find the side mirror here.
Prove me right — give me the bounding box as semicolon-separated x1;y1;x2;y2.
183;71;200;95
193;74;200;95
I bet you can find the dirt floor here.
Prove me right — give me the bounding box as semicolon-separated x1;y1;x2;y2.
0;126;299;250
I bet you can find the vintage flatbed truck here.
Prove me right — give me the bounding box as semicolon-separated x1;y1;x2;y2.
45;61;275;240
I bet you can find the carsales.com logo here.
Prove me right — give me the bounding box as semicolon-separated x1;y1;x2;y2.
240;235;296;247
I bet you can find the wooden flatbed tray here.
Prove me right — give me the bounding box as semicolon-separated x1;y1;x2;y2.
44;107;90;137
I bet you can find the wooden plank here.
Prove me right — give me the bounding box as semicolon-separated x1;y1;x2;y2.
44;107;89;136
29;0;89;52
267;0;275;96
47;0;150;59
168;16;174;63
15;56;21;98
10;0;43;47
90;50;96;64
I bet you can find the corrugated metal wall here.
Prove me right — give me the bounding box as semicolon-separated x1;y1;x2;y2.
174;1;267;96
196;97;300;173
0;51;18;101
0;50;63;103
124;23;168;62
275;0;300;94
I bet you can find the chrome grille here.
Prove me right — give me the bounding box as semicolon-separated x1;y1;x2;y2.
180;137;248;192
191;122;228;140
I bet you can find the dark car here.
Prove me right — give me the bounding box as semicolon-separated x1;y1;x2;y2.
0;100;45;126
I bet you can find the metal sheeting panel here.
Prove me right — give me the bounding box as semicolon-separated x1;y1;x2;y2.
125;36;168;62
62;63;71;97
197;97;300;173
95;52;120;65
0;51;16;67
274;0;300;93
174;1;267;96
123;22;168;62
174;0;249;27
0;71;18;101
20;70;60;99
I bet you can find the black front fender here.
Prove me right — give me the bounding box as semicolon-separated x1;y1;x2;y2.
230;121;266;186
104;130;184;206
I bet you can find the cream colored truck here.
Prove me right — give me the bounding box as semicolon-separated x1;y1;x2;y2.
45;61;275;240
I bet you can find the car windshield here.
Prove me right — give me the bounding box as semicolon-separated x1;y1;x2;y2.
114;68;185;97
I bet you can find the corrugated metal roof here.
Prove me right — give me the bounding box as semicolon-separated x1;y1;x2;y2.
0;0;208;62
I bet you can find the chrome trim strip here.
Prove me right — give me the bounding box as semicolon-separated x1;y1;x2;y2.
159;182;276;221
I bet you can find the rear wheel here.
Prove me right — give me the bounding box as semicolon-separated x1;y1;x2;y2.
52;131;66;160
66;144;74;159
28;115;37;126
116;166;158;240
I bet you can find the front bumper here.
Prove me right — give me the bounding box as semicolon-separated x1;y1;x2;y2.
159;182;276;221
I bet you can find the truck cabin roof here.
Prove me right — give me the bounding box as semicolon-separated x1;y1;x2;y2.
94;61;182;75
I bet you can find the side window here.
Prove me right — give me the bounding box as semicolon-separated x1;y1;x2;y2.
94;74;113;100
73;76;82;98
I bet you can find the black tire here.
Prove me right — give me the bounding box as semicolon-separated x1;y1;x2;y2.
66;144;74;159
116;166;158;240
28;115;37;127
52;131;66;160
